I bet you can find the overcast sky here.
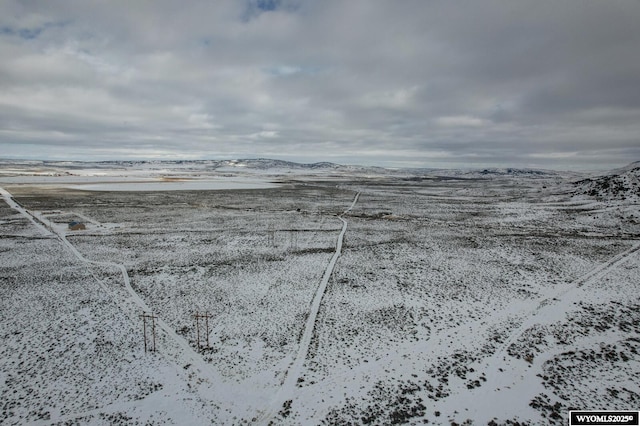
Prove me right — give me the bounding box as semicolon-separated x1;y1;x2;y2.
1;1;639;169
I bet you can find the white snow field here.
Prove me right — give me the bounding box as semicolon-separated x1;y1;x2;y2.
1;160;639;425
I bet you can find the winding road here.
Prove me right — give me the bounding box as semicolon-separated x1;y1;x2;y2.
0;185;222;391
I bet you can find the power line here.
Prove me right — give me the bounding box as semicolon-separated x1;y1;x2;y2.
194;311;213;350
140;312;158;353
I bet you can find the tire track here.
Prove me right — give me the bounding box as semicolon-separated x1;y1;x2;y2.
255;192;360;425
492;240;640;360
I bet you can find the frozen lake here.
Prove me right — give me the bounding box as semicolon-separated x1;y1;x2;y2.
65;178;280;192
0;175;280;191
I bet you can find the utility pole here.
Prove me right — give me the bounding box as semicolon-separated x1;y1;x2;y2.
194;312;213;350
289;230;298;251
140;312;157;353
268;223;275;247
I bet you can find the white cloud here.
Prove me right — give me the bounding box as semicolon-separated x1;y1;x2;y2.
249;130;279;139
436;116;487;128
0;1;639;169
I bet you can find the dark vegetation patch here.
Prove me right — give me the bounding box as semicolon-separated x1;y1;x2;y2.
322;380;426;425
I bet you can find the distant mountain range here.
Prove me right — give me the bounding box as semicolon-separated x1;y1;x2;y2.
428;167;564;179
1;158;638;182
0;158;364;171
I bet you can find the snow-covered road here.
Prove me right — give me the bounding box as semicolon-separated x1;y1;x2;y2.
0;186;52;236
257;191;360;424
0;185;247;421
2;186;211;373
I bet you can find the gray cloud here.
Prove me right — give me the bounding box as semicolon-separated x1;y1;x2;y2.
0;0;639;169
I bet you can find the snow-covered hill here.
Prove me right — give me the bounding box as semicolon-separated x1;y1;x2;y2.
574;163;640;201
426;167;568;179
608;160;640;176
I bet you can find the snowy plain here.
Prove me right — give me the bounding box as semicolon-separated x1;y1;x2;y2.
1;160;639;425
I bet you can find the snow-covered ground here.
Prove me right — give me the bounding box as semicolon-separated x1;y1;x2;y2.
1;160;639;425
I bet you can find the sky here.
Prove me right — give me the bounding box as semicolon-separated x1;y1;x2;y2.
1;1;639;170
